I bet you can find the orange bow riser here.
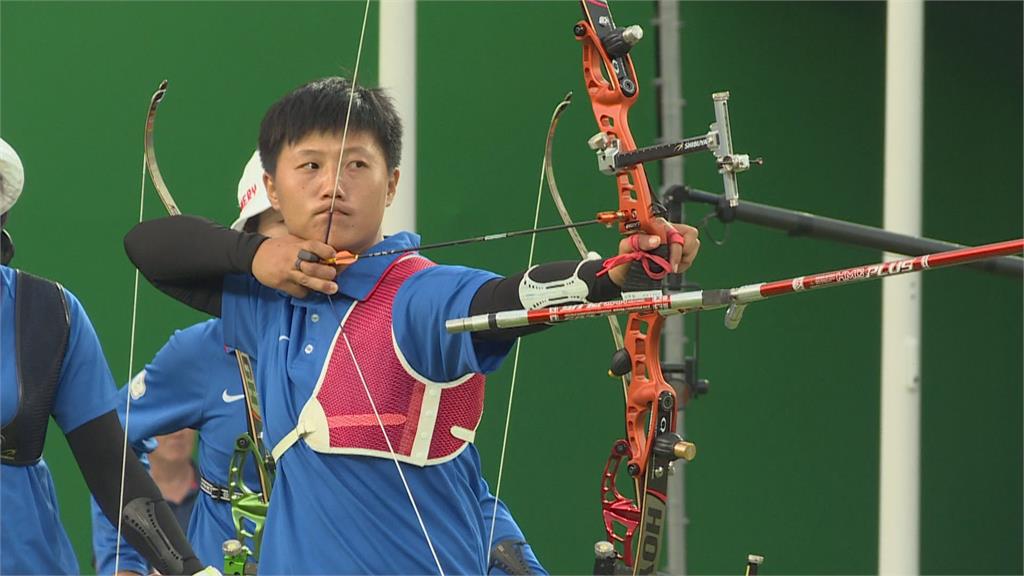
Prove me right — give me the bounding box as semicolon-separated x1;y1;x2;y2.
574;1;691;574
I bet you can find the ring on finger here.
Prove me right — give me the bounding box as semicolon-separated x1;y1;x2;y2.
297;249;320;263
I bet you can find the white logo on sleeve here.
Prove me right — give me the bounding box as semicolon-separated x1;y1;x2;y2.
222;390;246;403
129;371;147;400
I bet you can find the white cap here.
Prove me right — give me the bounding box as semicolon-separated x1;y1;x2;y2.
0;138;25;215
230;150;272;231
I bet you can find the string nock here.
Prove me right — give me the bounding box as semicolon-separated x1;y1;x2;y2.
724;302;747;330
324;251;359;266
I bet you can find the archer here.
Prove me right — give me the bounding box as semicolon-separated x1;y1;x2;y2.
124;76;698;574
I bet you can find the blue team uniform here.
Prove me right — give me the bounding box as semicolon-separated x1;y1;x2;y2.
92;306;543;573
90;320;263;573
222;232;538;575
1;266;117;575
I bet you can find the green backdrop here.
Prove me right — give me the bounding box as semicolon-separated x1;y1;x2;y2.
1;2;1019;574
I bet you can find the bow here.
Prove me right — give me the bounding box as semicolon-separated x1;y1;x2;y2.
573;3;688;573
486;2;758;573
143;80;180;217
485;2;704;572
121;79;276;573
116;79;204;571
112;78;181;572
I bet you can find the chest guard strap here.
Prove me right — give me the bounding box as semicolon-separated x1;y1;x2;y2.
1;271;70;466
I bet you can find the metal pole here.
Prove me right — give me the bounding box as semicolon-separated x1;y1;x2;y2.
655;1;687;574
380;0;417;234
879;1;923;574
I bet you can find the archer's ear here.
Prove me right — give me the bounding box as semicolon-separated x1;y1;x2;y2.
264;172;282;211
385;168;400;208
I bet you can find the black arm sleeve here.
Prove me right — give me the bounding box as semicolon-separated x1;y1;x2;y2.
66;411;203;575
469;259;621;341
124;215;266;317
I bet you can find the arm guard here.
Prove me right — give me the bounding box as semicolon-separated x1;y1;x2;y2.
470;258;621;340
66;411;203;575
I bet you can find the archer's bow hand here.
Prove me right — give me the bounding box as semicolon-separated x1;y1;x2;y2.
605;219;700;287
252;235;341;298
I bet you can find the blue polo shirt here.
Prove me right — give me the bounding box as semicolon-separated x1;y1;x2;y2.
90;319;263;574
0;266;117;575
222;232;520;575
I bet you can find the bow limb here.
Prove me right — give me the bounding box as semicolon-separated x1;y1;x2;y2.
143;80;181;216
114;79;189;573
542;92;630;400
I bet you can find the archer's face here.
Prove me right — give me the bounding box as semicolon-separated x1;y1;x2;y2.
151;428;195;465
265;130;398;254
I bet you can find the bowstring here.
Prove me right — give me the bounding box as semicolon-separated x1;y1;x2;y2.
115;152;148;573
324;1;444;573
484;114;548;569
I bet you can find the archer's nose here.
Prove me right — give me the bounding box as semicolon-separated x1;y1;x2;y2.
322;167;347;200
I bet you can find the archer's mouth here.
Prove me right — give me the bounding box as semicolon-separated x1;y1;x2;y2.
319;208;352;220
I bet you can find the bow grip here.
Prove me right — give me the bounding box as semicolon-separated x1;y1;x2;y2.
621;242;669;293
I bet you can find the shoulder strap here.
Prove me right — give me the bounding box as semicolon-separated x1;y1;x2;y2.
1;271;71;465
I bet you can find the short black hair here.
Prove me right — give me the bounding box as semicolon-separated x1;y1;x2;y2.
258;76;403;175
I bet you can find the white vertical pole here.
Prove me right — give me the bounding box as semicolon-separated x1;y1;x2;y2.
380;0;417;234
879;1;923;574
656;1;687;574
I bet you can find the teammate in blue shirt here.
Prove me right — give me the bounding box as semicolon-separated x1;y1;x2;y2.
102;150;547;574
0;137;205;575
125;77;699;574
90;318;265;574
91;153;282;575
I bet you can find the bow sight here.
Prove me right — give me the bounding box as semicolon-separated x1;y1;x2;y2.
587;91;761;209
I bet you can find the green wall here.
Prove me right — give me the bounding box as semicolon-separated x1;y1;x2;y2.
1;2;1019;574
1;2;379;572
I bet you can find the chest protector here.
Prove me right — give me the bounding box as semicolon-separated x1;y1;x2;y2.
1;271;70;466
271;254;486;466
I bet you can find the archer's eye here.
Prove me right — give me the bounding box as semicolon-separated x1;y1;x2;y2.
299;162;319;171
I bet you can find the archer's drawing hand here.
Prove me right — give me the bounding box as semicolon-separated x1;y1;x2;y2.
252;234;342;298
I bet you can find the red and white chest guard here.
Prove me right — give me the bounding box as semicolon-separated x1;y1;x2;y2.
271;254;486;467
